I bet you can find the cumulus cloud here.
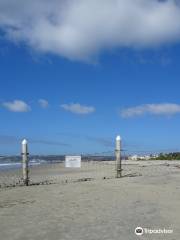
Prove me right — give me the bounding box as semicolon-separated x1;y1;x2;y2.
38;99;49;109
2;100;31;112
121;103;180;118
1;0;180;61
61;103;95;114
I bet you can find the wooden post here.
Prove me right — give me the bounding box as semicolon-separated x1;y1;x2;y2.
115;135;122;178
22;139;29;186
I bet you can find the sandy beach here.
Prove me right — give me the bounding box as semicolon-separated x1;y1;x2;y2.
0;160;180;240
2;1;180;239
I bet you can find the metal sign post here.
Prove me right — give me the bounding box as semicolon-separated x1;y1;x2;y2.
22;139;29;186
115;135;122;178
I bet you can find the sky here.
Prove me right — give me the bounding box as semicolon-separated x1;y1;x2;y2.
1;0;180;155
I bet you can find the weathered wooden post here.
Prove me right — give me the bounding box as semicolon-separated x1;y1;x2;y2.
22;139;29;186
115;135;122;178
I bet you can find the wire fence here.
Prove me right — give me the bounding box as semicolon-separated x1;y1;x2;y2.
1;135;180;189
29;158;116;185
0;154;180;189
0;165;23;188
0;155;117;188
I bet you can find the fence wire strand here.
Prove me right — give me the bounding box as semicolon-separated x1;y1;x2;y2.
0;152;180;188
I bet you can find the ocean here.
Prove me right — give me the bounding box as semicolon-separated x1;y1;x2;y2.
0;159;45;170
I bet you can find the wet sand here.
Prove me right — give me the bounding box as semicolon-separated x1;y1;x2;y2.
0;160;180;240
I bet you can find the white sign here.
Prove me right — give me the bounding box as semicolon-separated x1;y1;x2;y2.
65;156;81;168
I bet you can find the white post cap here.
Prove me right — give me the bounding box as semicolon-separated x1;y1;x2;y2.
116;135;121;141
22;139;28;145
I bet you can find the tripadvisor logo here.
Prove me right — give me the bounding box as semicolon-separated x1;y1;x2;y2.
135;227;173;236
135;227;144;236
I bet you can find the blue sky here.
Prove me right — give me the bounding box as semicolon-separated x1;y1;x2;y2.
1;0;180;155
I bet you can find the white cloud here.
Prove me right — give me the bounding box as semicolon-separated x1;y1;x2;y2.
61;103;95;114
1;0;180;61
38;99;49;109
2;100;31;112
121;103;180;118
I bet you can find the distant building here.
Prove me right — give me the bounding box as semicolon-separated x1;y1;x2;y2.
128;154;154;160
129;155;138;160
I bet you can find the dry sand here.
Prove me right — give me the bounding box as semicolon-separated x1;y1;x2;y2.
0;160;180;240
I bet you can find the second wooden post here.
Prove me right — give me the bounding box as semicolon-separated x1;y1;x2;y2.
115;135;122;178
